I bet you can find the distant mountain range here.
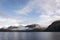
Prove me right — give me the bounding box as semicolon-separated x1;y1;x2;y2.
0;20;60;32
0;24;46;32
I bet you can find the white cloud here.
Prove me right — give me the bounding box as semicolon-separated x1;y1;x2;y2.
14;0;60;27
15;0;34;15
38;15;52;27
0;17;24;28
35;0;60;27
53;15;60;20
38;15;60;27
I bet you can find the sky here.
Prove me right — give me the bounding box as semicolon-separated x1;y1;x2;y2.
0;0;60;28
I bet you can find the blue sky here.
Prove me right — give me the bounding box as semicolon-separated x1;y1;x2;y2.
0;0;60;28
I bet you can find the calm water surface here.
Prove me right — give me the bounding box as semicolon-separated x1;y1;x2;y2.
0;32;60;40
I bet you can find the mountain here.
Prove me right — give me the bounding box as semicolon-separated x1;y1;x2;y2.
25;24;45;31
0;25;27;31
45;20;60;32
0;24;47;32
7;25;27;30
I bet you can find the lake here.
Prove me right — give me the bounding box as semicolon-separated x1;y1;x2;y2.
0;32;60;40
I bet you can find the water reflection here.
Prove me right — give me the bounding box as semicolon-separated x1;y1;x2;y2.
0;32;60;40
52;33;60;40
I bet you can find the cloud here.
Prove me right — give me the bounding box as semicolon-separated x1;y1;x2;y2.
34;0;60;27
0;17;25;28
37;15;52;27
0;0;60;28
0;11;27;28
0;12;6;16
14;0;60;27
15;0;33;15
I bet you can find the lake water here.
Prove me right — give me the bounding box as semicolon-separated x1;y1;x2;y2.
0;32;60;40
